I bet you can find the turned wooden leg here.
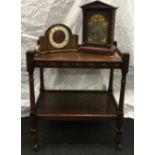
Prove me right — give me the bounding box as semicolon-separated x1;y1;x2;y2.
108;68;123;150
40;67;44;92
115;53;129;150
26;51;38;151
30;114;38;151
29;72;38;151
108;69;113;94
115;115;123;150
115;73;126;151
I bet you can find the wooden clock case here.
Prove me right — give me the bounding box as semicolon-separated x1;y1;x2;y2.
37;24;78;54
79;1;117;55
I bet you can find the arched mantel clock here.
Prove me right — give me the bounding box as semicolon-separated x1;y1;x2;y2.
36;24;78;54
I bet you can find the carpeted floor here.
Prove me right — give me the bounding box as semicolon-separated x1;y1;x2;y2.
21;118;134;155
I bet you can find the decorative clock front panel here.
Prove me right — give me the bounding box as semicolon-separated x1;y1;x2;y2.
88;14;109;44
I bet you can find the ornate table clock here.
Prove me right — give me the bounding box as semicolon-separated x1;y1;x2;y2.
79;1;117;55
36;24;78;54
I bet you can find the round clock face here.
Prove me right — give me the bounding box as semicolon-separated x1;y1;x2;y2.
48;25;70;49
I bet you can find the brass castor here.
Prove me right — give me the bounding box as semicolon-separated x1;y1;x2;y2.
33;143;38;152
116;143;123;151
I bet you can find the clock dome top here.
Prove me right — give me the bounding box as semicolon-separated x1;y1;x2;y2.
81;1;117;10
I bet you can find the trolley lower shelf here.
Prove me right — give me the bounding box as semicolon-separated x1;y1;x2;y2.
36;90;118;120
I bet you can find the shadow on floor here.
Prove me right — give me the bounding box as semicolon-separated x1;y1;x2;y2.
21;118;134;155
